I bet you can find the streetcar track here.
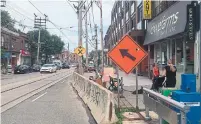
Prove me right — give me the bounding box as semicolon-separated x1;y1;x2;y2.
1;69;74;93
1;73;73;113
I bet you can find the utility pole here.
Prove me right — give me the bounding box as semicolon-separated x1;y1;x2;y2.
68;42;70;64
78;1;83;74
34;13;47;64
95;0;104;72
94;24;98;77
85;10;89;68
1;0;6;7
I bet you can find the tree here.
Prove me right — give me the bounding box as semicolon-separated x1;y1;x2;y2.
27;29;65;64
1;10;17;32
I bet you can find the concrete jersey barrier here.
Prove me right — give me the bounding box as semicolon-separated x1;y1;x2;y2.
72;72;118;124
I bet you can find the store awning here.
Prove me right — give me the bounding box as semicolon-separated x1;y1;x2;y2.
144;1;191;45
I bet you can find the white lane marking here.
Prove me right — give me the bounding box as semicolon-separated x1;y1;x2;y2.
32;92;47;102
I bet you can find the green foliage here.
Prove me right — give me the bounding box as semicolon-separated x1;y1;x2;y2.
115;106;136;124
27;29;65;63
1;10;17;32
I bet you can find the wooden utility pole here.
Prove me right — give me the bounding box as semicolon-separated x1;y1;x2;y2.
34;13;47;64
85;9;89;68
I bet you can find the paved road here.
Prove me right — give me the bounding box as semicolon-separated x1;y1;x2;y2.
2;70;96;124
1;69;71;86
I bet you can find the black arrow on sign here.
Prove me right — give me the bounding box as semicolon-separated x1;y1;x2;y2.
119;49;136;61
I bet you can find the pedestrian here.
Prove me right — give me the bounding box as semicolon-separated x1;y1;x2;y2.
151;63;159;90
162;59;177;87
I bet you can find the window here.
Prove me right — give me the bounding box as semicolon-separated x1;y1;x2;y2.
126;12;128;20
176;38;184;72
137;5;142;23
186;42;194;73
1;36;4;46
161;42;167;65
131;2;134;14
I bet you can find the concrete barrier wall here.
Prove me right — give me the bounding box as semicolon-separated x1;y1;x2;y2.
72;72;118;124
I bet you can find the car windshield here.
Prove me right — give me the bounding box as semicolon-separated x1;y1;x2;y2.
43;64;54;67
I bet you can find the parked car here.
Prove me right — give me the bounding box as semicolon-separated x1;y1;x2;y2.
88;64;95;72
40;64;57;73
54;63;61;70
32;64;41;72
70;63;77;67
14;65;32;74
62;63;70;69
53;60;62;70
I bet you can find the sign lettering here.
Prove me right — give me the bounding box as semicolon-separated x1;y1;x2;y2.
143;0;152;19
186;4;195;42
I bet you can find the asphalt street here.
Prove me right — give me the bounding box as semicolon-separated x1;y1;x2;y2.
1;72;42;86
1;70;96;124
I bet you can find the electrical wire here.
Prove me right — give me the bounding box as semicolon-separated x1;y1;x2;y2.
65;0;77;14
48;20;73;43
28;0;44;16
6;5;34;22
90;0;95;25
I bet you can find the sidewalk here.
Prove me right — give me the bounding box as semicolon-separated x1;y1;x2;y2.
118;71;152;110
83;71;152;109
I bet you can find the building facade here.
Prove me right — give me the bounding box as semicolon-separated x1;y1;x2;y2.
104;0;148;75
144;1;200;91
1;28;31;70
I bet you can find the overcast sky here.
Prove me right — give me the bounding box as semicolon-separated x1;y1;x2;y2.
2;0;115;52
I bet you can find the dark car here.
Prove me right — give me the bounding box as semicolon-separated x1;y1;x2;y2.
14;65;32;74
62;63;70;69
32;64;41;72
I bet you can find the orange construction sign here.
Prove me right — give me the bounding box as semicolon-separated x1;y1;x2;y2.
108;35;148;74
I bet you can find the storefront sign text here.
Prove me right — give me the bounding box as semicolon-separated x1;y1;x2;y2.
186;4;196;42
150;12;179;36
143;0;152;19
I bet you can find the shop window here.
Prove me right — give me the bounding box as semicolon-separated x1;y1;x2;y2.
176;38;184;72
161;42;167;65
172;41;176;65
155;44;161;65
186;42;194;73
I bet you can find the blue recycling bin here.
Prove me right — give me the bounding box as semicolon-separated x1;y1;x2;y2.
171;91;201;124
181;74;196;92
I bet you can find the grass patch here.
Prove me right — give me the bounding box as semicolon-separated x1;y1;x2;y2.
115;106;136;124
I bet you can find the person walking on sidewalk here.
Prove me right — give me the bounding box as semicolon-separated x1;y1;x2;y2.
162;59;177;87
151;63;159;90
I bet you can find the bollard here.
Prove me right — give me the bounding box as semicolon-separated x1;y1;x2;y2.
145;107;151;120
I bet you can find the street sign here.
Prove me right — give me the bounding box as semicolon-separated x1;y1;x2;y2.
108;35;148;74
74;46;86;56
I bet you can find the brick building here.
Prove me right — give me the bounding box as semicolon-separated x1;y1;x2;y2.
104;1;148;75
1;27;31;69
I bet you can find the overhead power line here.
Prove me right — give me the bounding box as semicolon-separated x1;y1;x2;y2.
28;0;44;16
48;20;73;43
65;0;77;13
6;5;34;21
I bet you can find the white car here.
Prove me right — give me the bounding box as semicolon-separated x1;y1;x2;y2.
40;64;57;73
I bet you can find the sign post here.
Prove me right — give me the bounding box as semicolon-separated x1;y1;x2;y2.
108;35;148;109
136;66;139;110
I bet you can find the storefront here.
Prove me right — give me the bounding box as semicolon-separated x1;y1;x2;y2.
18;49;31;66
144;1;200;91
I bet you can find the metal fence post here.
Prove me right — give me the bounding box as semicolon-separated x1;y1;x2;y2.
145;107;151;120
